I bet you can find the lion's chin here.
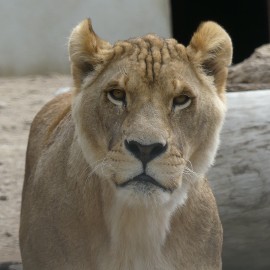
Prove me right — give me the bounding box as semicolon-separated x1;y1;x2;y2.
117;173;172;193
112;173;180;207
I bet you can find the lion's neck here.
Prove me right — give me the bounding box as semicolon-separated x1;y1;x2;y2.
100;185;173;270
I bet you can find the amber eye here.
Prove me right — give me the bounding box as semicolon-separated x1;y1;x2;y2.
173;95;191;110
107;89;126;106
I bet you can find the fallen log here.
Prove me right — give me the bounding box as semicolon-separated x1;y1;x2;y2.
208;90;270;270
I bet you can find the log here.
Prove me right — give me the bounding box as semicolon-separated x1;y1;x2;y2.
208;90;270;270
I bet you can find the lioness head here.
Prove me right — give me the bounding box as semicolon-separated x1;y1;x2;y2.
69;19;232;207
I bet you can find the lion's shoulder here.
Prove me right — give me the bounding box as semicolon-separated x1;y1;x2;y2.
24;92;72;180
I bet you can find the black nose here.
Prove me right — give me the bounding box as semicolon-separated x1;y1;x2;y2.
125;140;167;169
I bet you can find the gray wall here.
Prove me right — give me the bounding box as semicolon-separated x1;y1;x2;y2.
0;0;171;75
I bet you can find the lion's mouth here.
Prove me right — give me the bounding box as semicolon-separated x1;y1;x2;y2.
118;173;172;193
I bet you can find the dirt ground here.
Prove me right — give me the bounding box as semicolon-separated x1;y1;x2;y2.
0;75;72;263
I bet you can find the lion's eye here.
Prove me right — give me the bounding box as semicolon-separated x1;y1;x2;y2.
107;89;126;106
173;95;191;110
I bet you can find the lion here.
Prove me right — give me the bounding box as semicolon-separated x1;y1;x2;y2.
19;19;232;270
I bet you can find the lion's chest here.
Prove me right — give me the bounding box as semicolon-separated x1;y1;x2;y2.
94;195;178;270
99;250;174;270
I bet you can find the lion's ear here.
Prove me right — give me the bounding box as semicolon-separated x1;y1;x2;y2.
187;21;232;94
69;19;112;91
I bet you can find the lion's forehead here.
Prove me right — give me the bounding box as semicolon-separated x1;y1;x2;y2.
112;35;188;82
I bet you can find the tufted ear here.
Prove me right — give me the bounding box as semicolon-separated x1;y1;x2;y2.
187;21;233;94
69;19;112;92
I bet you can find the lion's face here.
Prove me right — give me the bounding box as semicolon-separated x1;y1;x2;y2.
70;20;232;207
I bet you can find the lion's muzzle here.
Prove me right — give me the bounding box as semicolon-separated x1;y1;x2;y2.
124;140;168;170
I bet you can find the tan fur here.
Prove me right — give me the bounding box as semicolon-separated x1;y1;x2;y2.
20;19;232;270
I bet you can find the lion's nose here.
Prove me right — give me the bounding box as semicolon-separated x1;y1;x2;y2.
124;140;167;169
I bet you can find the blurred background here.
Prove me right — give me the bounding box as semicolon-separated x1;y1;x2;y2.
0;0;270;270
1;0;270;75
0;0;171;76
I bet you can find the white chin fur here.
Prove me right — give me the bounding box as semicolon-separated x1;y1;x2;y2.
115;180;189;212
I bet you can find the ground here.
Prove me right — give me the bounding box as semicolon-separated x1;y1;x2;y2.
0;75;71;262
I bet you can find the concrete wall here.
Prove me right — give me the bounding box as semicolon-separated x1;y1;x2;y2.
0;0;171;76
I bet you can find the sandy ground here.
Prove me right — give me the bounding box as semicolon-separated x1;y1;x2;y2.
0;75;72;263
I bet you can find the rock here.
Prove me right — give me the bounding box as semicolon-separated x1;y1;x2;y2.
0;102;7;109
9;264;23;270
0;262;22;270
0;196;7;201
4;232;12;238
228;44;270;91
